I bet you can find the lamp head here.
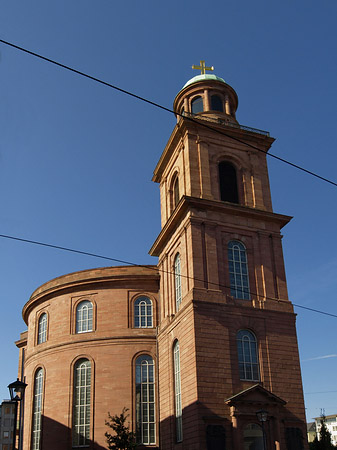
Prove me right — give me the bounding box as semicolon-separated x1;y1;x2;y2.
256;409;269;422
8;378;27;401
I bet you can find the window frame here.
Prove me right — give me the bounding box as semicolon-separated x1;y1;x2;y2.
135;354;156;445
174;253;182;312
228;240;250;300
134;296;153;328
173;340;183;443
236;329;260;381
37;312;48;345
75;300;94;334
191;95;203;114
72;358;92;448
31;367;44;450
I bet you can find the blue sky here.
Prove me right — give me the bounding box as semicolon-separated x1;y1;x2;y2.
0;1;336;422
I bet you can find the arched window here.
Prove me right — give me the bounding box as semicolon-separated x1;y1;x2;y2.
173;175;180;210
237;330;260;381
191;96;203;114
174;254;182;311
173;341;183;442
73;359;91;447
76;300;93;334
211;95;223;112
134;297;153;328
37;313;47;344
228;241;250;300
136;355;155;445
219;161;239;203
243;423;263;450
31;368;44;450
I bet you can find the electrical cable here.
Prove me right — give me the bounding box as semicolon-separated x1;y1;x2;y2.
1;233;336;319
0;40;336;318
1;38;337;188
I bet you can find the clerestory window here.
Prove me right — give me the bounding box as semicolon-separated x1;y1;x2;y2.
191;96;203;114
211;94;223;112
37;313;47;344
75;301;93;334
134;296;153;328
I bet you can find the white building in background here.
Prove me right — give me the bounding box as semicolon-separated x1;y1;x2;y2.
314;414;337;446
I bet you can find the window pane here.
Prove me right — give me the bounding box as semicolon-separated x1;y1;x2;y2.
191;96;203;114
135;355;156;445
32;369;43;450
76;301;93;334
237;330;260;381
37;313;47;344
73;359;91;447
134;297;153;328
174;254;182;311
211;95;223;112
174;341;183;442
228;241;250;300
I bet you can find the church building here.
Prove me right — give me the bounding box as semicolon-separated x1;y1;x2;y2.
15;63;308;450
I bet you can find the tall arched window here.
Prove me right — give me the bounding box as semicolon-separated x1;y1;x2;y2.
191;96;203;114
173;175;180;210
228;241;250;300
174;254;182;311
237;330;260;381
31;368;44;450
134;297;153;328
76;300;93;334
173;341;183;442
135;355;156;445
37;313;47;344
219;161;239;203
211;95;223;112
73;359;91;447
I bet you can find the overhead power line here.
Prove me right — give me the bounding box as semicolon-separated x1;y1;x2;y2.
1;233;336;319
1;38;337;188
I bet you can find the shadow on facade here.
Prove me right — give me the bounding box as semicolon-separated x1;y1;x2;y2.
40;415;107;450
159;399;307;449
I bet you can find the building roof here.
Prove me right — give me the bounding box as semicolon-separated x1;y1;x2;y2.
313;414;337;420
182;73;226;89
307;422;316;432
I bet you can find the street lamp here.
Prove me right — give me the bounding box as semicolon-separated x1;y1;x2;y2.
8;378;27;450
256;409;269;450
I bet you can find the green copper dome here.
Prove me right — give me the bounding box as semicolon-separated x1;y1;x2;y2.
182;74;226;89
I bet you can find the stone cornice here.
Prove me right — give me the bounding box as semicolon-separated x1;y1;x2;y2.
22;265;159;324
149;196;292;256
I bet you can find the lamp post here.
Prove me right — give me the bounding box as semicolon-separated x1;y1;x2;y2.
8;378;27;450
256;409;268;450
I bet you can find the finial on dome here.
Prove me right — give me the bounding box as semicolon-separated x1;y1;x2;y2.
192;60;214;75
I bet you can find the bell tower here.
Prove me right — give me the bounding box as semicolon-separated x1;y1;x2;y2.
150;64;307;449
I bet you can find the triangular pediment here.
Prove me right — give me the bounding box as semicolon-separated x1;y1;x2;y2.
225;384;286;407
